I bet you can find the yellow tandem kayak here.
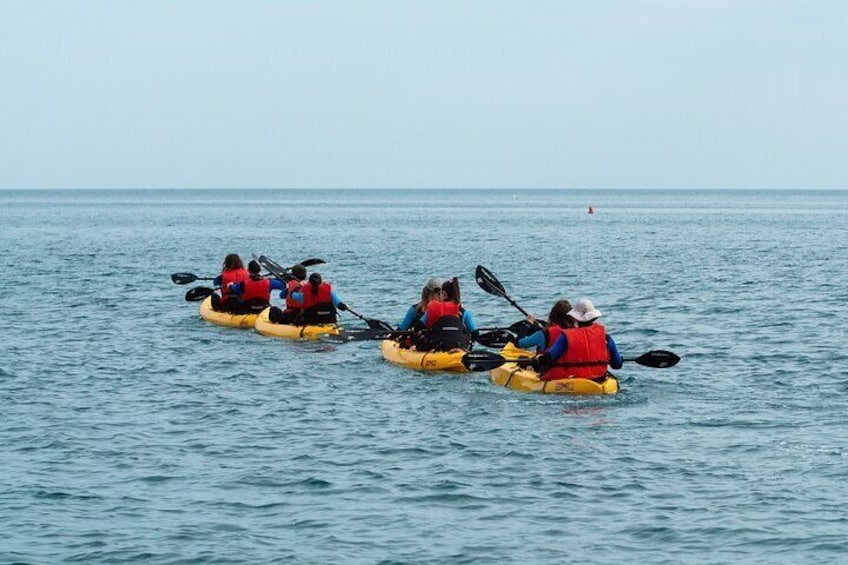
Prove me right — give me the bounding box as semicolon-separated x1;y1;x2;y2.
490;343;619;395
198;296;259;328
380;340;469;373
253;307;341;340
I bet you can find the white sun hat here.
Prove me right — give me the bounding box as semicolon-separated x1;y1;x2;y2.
568;298;602;322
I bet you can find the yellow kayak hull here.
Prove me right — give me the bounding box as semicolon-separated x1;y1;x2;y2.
198;296;259;328
490;343;619;395
254;307;340;340
380;340;469;373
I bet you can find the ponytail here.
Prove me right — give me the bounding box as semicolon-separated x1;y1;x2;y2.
308;272;322;295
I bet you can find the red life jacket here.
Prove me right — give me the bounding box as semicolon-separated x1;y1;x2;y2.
300;281;333;309
424;300;461;328
241;277;271;303
543;323;610;380
540;325;565;354
285;280;302;310
220;268;248;300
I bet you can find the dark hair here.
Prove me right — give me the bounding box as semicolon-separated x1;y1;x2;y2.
441;277;461;304
223;253;244;271
308;272;322;295
291;264;307;281
548;300;574;329
248;260;262;280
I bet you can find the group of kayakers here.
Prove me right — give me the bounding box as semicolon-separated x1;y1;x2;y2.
210;253;620;382
212;254;348;325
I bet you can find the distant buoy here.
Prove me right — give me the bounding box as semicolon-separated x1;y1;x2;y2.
588;206;595;214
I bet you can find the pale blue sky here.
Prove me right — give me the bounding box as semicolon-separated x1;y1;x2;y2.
1;1;845;189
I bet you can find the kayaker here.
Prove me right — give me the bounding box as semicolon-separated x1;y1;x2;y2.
418;278;478;351
398;278;443;331
289;272;348;325
515;300;576;352
224;260;286;314
530;298;622;381
267;263;308;324
211;253;249;312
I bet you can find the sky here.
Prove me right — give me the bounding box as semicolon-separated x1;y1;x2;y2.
1;1;845;189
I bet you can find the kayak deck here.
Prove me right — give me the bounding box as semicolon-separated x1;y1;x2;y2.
254;307;340;340
490;343;619;395
380;340;469;373
199;296;259;328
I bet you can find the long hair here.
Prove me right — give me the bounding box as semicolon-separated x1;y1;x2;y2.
308;272;322;295
548;300;574;329
222;253;244;271
416;285;440;315
441;277;461;304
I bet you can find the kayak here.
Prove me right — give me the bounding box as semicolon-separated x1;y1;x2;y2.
380;339;469;373
198;296;260;328
490;343;619;395
254;307;341;340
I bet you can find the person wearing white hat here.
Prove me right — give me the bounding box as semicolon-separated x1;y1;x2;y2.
397;278;444;333
530;297;623;381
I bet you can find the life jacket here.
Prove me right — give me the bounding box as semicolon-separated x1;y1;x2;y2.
422;301;470;351
220;268;248;300
539;325;565;354
542;323;610;381
240;277;271;304
285;280;302;310
300;282;336;324
424;300;461;328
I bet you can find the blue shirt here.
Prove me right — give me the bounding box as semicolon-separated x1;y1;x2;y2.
287;290;343;308
517;330;547;350
398;305;421;331
227;278;285;295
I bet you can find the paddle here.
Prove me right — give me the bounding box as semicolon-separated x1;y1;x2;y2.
475;265;544;327
461;349;681;372
185;286;217;302
319;328;405;343
473;329;517;349
171;272;216;285
256;255;325;282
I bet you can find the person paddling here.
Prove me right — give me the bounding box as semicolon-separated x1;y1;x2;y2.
267;264;308;324
211;253;249;312
531;298;622;381
515;300;576;352
398;278;443;331
418;278;478;351
289;272;348;325
225;260;286;314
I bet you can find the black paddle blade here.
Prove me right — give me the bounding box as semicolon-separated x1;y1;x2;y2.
627;350;680;368
366;319;395;332
257;255;288;280
171;272;199;285
322;328;399;343
475;265;507;298
185;286;215;302
300;258;325;267
474;329;516;349
461;351;510;372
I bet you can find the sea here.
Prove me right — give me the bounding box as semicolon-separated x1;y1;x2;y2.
1;188;846;564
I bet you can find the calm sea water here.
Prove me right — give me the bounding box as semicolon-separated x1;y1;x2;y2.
1;188;847;564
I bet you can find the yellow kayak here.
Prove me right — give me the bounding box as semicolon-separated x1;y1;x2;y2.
254;307;341;340
198;296;259;328
380;340;469;373
490;343;619;395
